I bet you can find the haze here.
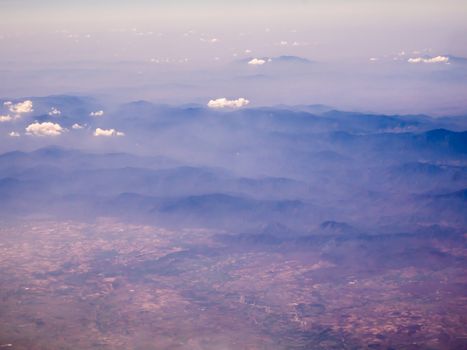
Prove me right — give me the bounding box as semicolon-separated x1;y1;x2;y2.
1;0;467;114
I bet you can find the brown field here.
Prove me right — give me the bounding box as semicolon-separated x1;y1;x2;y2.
0;219;466;349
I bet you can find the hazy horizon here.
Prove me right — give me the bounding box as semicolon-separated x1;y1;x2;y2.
1;0;467;115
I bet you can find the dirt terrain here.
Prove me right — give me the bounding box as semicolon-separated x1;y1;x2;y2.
0;219;465;349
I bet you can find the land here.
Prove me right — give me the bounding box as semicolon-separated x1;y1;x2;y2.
0;219;466;350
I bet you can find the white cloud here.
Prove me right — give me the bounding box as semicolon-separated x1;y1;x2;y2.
408;56;450;64
8;100;33;114
408;57;425;63
3;101;12;106
200;37;219;43
279;41;288;46
248;58;267;65
135;31;153;36
0;115;13;122
94;128;125;137
244;49;252;54
48;107;61;116
90;110;104;117
26;122;64;136
207;98;250;109
292;41;308;47
72;123;84;129
8;131;20;137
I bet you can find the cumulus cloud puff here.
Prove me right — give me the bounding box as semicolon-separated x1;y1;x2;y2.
200;37;219;43
248;58;267;65
90;110;104;117
292;41;307;47
94;128;125;137
408;56;450;64
6;100;34;114
8;131;20;137
26;122;64;136
72;123;84;129
0;115;13;122
48;107;61;116
207;98;250;109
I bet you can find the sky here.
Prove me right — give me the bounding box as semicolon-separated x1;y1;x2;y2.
1;0;467;114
